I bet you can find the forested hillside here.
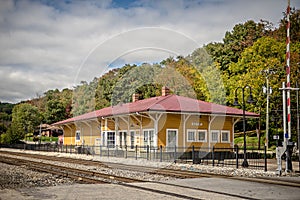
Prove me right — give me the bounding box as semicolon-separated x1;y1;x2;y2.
1;9;299;145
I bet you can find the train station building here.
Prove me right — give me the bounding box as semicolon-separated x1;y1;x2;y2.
53;87;259;152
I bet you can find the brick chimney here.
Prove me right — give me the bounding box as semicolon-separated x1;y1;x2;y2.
162;86;170;96
132;93;139;102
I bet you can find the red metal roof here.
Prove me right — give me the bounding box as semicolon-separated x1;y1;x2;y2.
53;94;259;125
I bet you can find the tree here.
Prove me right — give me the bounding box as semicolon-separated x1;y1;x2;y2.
44;99;66;124
8;103;41;143
205;20;270;72
72;79;98;116
272;8;300;43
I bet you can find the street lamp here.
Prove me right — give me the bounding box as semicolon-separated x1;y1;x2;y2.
233;85;255;168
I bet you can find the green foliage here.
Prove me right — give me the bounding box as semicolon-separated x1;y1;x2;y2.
1;132;10;144
72;79;98;116
234;136;265;149
44;99;67;124
272;8;300;42
3;9;300;147
0;102;14;135
8;103;41;143
205;20;269;72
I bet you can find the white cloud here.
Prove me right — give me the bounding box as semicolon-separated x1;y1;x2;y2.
0;0;299;103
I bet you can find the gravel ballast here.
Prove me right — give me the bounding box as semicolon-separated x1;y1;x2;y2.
0;162;74;189
0;148;299;190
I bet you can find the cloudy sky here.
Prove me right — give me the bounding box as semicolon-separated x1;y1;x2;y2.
0;0;299;103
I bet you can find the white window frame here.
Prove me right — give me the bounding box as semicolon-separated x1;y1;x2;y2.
118;130;127;148
210;130;220;143
143;129;155;148
75;130;81;142
221;130;230;143
197;130;207;142
105;131;116;148
166;129;178;148
187;129;196;142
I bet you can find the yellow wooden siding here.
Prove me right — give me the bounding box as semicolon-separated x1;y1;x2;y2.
158;113;183;147
62;114;234;150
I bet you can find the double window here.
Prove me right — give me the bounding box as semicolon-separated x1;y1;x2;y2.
210;130;230;143
186;129;207;142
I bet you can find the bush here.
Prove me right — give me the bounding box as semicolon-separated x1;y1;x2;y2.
0;133;10;144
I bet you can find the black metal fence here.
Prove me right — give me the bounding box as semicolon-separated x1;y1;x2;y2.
0;143;268;171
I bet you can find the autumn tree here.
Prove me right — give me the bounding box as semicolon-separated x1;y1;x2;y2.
205;20;270;73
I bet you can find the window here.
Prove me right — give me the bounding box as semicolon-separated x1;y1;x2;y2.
221;131;230;143
211;130;219;142
75;130;80;141
198;130;207;142
167;129;178;149
130;131;135;149
187;129;196;142
143;129;154;148
118;131;127;148
107;131;115;148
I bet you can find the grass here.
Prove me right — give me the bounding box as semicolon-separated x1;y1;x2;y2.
25;135;58;142
234;136;265;149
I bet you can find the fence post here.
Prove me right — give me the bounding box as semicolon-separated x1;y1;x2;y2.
174;145;177;162
192;145;195;164
160;145;162;162
146;145;149;160
212;146;215;167
135;145;138;160
235;145;239;169
264;145;267;172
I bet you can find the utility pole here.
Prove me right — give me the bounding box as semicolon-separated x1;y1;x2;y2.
261;69;275;149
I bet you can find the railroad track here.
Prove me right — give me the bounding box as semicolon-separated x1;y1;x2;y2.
0;154;144;184
1;150;299;188
0;150;212;179
1;150;300;200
